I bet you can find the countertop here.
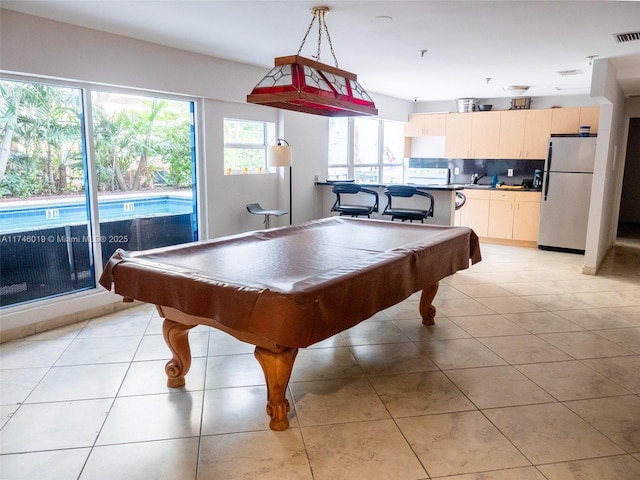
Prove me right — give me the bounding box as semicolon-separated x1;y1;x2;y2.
316;182;542;192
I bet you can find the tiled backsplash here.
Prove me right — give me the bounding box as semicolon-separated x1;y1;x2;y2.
409;158;545;186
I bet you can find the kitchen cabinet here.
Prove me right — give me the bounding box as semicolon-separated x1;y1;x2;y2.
551;107;599;134
513;193;541;242
456;189;490;237
458;189;541;243
445;113;472;158
487;190;541;242
405;113;446;137
498;110;551;159
471;111;501;158
498;111;526;158
523;109;552;159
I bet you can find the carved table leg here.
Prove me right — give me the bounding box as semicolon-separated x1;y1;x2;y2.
162;319;195;388
254;346;299;431
419;282;440;325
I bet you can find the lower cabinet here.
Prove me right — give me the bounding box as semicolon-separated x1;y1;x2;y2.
458;190;541;244
456;189;490;237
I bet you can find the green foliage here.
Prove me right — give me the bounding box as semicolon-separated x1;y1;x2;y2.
0;80;195;198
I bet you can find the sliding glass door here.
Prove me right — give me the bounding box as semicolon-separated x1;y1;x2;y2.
0;79;198;308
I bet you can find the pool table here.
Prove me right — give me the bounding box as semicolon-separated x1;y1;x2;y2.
100;217;481;430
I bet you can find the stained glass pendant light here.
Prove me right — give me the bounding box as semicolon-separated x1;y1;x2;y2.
247;6;378;117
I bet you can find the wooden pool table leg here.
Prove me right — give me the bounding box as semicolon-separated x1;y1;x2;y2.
162;319;195;388
419;282;439;325
254;346;298;431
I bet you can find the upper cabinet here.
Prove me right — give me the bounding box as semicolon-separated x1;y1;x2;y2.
408;106;598;159
470;111;502;158
445;113;473;157
405;113;446;137
551;107;599;134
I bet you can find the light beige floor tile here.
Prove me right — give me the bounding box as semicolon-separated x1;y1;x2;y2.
340;319;412;345
198;429;312;480
0;404;18;429
537;455;640;480
81;438;199;480
476;296;546;314
503;311;584;334
369;371;475;417
0;398;112;454
483;403;624;464
435;466;547;480
96;391;203;445
432;298;496;316
307;333;349;349
0;339;71;369
446;365;554;408
594;327;640;353
553;306;640;329
0;367;48;405
454;283;514;298
54;335;142;366
201;385;297;435
528;290;640;311
478;335;572;364
302;419;427;480
290;346;364;382
0;448;90;480
22;320;87;341
516;361;631;401
538;331;635;359
350;342;438;375
581;356;640;393
451;314;530;337
393;316;472;341
26;363;129;402
396;410;530;477
119;357;206;396
564;395;640;452
208;329;254;355
135;331;209;361
204;353;265;389
77;312;151;338
417;338;507;369
383;297;423;319
289;377;389;426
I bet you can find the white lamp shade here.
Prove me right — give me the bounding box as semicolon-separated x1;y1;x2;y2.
267;145;292;167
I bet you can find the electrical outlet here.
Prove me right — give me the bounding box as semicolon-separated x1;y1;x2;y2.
507;168;514;177
454;167;460;175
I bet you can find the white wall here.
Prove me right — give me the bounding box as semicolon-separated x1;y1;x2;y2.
0;9;412;338
583;58;628;274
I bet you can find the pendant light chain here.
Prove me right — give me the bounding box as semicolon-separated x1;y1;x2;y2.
296;7;339;68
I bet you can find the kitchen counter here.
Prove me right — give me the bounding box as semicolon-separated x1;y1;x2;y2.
315;181;464;191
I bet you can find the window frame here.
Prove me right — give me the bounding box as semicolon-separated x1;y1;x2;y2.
0;73;201;310
223;118;275;174
328;117;406;184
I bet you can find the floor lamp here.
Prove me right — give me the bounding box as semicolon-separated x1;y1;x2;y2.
267;139;293;225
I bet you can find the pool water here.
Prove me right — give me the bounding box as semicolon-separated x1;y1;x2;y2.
0;195;193;234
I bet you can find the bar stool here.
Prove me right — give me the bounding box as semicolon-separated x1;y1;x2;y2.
246;203;287;229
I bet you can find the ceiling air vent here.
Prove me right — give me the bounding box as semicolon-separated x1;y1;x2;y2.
614;31;640;43
557;69;582;76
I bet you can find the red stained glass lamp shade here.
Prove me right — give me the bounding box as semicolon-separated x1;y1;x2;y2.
247;55;378;117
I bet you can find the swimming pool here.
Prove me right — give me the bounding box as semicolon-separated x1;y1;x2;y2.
0;195;194;234
1;194;197;307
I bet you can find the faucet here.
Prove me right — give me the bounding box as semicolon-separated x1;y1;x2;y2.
471;173;486;184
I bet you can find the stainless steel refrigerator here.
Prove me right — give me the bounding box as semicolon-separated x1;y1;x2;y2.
538;136;597;253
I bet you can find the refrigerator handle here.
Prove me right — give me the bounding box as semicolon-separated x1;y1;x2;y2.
543;143;552;201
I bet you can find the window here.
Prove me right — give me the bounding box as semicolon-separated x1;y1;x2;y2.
223;119;274;174
0;78;198;308
328;117;405;183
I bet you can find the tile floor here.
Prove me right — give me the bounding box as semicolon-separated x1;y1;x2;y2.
1;240;640;479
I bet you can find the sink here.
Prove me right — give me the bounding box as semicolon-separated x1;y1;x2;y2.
463;184;492;189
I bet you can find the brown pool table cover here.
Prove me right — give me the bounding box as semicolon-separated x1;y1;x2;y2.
100;217;481;348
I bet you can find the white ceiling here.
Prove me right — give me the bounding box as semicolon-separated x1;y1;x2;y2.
3;1;640;102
